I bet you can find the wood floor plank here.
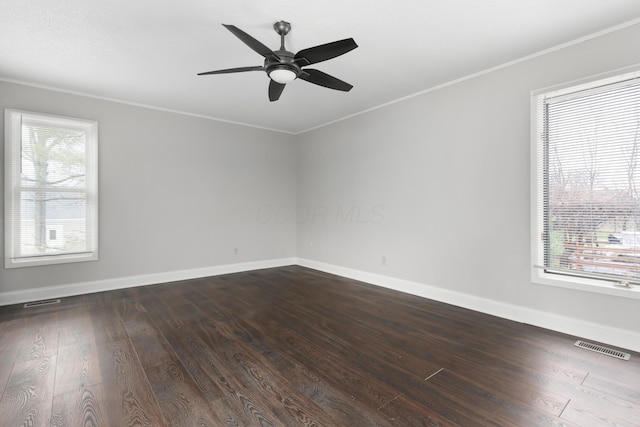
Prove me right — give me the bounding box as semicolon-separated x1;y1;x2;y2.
149;312;280;426
221;286;444;397
0;356;56;427
130;289;278;424
151;298;342;426
51;383;109;427
221;342;335;426
147;288;396;426
378;393;485;426
54;340;103;397
118;299;225;426
422;369;579;426
0;318;24;400
0;349;17;402
95;339;166;426
582;370;640;404
0;318;25;354
52;297;107;402
56;295;95;348
143;362;228;427
86;292;129;344
172;283;392;395
560;373;640;426
561;399;639;427
228;313;401;425
13;313;60;363
443;351;573;417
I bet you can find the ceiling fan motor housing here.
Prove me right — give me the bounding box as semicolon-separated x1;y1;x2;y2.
266;49;300;82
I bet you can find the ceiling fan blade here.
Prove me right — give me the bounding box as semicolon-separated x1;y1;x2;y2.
198;66;264;75
269;80;286;102
299;69;353;92
294;38;358;66
222;24;279;59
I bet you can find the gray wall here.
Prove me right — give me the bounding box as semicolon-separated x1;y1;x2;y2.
297;25;640;336
0;81;297;293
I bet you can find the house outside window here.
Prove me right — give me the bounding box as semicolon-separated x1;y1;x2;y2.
532;68;640;297
4;109;98;268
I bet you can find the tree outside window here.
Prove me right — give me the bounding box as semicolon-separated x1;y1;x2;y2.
5;110;98;268
534;72;640;286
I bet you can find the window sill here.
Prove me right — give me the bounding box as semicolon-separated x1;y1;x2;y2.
5;252;98;269
532;268;640;300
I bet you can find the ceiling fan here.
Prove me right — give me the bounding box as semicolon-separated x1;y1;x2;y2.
198;21;358;102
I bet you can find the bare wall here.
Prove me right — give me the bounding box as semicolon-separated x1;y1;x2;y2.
0;81;297;295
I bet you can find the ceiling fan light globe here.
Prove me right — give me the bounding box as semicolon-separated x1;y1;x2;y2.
269;68;297;84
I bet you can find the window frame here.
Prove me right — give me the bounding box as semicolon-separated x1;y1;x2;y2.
531;67;640;299
4;109;99;268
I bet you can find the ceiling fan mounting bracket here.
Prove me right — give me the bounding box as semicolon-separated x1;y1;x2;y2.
273;21;291;36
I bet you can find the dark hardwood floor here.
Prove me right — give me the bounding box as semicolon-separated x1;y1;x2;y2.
0;266;639;426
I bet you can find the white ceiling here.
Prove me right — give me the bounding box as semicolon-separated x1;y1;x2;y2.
2;0;640;134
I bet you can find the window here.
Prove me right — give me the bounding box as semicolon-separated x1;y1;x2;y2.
4;109;98;268
532;69;640;294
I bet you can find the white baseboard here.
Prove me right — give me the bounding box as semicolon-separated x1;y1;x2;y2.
0;258;297;306
3;256;638;353
296;258;640;354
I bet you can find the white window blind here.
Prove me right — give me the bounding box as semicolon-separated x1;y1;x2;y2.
4;109;98;268
534;71;640;285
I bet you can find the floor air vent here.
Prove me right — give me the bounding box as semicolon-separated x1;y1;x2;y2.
574;340;630;361
24;299;61;308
